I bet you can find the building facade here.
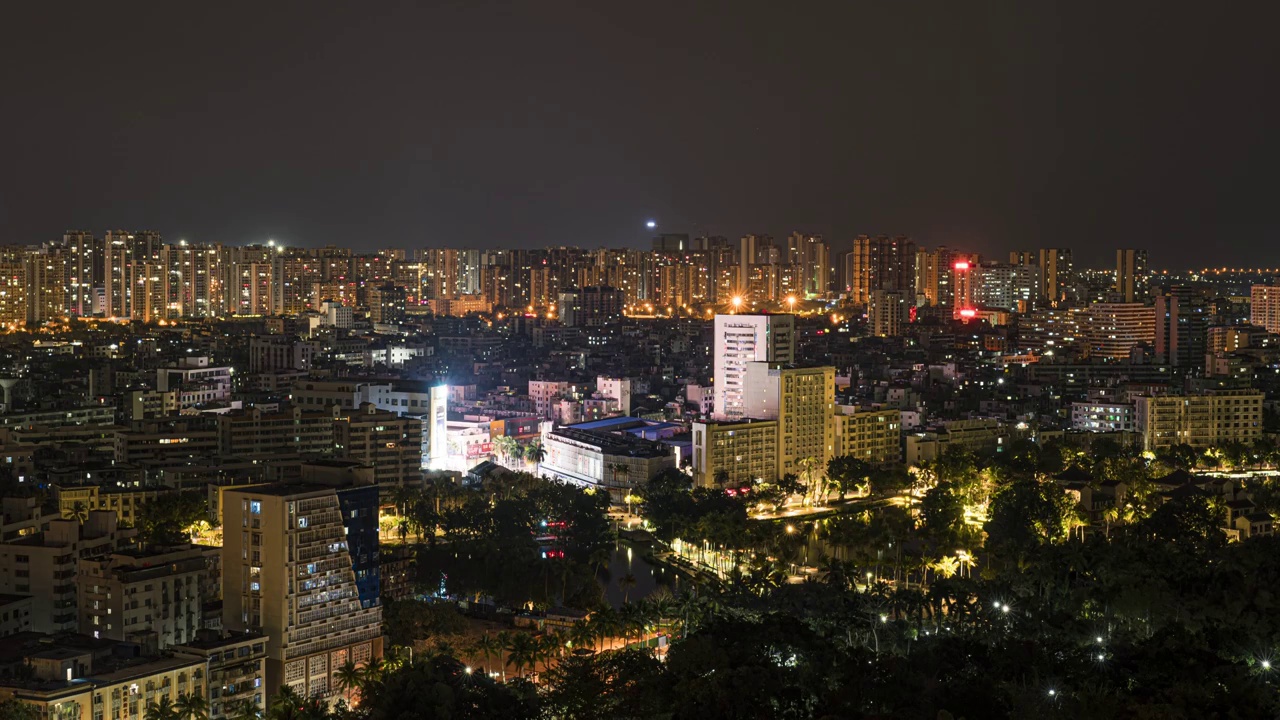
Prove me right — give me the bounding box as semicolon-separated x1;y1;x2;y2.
222;483;382;701
712;313;795;421
1134;390;1265;451
691;419;779;488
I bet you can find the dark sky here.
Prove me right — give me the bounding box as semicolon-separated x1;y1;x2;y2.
1;1;1277;268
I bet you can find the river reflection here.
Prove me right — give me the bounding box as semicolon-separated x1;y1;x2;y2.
596;540;681;608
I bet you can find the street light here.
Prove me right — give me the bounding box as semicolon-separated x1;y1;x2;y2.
730;296;743;313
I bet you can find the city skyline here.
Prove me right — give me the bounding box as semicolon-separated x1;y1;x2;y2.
2;3;1278;267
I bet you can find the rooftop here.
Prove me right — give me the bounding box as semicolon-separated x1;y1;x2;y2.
548;427;673;458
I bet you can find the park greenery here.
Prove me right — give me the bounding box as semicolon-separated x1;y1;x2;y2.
348;435;1280;718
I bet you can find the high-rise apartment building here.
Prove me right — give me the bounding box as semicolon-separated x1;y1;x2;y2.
868;289;909;337
1038;248;1073;305
712;313;795;420
62;231;99;316
1154;286;1209;367
557;286;623;326
0;247;27;326
27;247;68;324
102;231;133;318
914;246;974;309
225;245;276;316
222;482;382;699
952;258;975;318
742;363;835;479
1115;249;1149;303
847;235;916;305
1251;285;1280;334
164;241;223;318
786;232;830;298
1087;303;1156;360
367;283;407;324
972;263;1041;311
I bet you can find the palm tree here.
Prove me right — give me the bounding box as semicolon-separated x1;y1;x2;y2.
334;660;363;704
472;632;502;676
526;441;547;476
68;501;89;524
359;657;383;690
568;620;596;654
537;633;565;673
931;555;960;580
613;463;632;507
145;696;179;720
228;700;259;720
494;631;513;680
617;571;637;604
648;594;676;636
493;436;519;468
588;606;621;651
1102;504;1121;538
504;632;537;678
619;601;654;647
174;694;208;720
265;687;324;720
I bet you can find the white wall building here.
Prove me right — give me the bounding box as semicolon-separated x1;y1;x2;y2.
539;426;676;503
595;377;632;416
712;313;794;421
157;357;233;409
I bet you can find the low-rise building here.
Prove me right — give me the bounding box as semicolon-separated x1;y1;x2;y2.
0;594;33;638
834;406;902;466
905;419;1007;466
217;406;336;457
157;357;233;409
1134;389;1265;452
174;632;267;720
539;426;677;503
114;420;219;467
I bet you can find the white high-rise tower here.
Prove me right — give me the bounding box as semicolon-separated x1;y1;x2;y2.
712;313;795;421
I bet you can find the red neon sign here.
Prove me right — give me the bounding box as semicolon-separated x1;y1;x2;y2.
954;261;970;270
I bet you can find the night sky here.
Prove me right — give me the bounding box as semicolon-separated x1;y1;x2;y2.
1;2;1276;268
